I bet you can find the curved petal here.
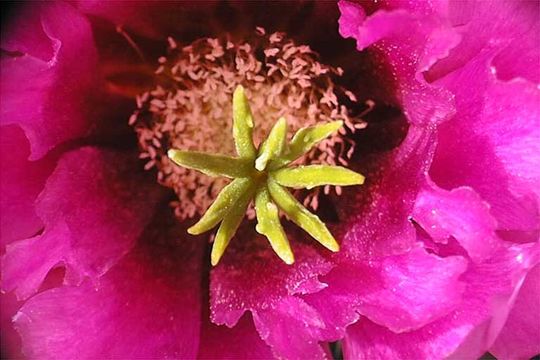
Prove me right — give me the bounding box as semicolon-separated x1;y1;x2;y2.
340;0;540;242
303;246;467;341
0;293;23;359
340;125;437;259
339;1;540;356
13;212;204;359
0;2;99;159
343;243;539;359
252;296;327;359
210;228;333;359
338;0;457;127
292;124;442;342
490;264;540;360
198;314;273;360
428;0;540;83
2;147;165;300
424;1;540;241
1;3;53;60
413;181;500;262
492;17;540;83
0;125;55;246
430;56;540;242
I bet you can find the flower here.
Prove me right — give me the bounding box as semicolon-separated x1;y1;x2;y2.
1;1;539;360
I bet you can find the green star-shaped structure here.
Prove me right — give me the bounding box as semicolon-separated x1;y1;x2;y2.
168;85;365;266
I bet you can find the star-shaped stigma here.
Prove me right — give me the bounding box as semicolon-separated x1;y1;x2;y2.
168;85;365;266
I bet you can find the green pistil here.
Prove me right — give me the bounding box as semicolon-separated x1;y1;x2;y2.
168;85;365;266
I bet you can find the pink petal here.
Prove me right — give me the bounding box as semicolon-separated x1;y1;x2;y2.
296;124;449;342
338;0;457;127
350;248;466;333
0;2;99;159
479;80;540;201
423;1;540;242
0;293;23;359
304;246;466;341
252;297;327;359
210;230;333;359
413;182;500;262
1;222;71;301
428;0;540;83
337;1;366;39
1;3;54;61
198;314;273;360
430;57;540;241
490;264;540;360
2;147;164;300
0;125;55;246
343;243;539;359
340;125;437;259
492;19;540;83
340;0;539;242
338;1;539;357
13;215;204;359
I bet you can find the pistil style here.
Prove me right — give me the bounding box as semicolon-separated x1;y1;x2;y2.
169;86;364;265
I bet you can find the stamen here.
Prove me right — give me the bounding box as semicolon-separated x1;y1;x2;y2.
116;25;146;62
131;28;367;220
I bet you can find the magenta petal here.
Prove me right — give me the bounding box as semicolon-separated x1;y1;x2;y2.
2;147;164;300
343;243;539;359
490;264;540;360
337;1;366;39
479;80;540;202
341;125;437;259
338;0;457;127
304;247;466;340
0;293;23;359
344;318;429;360
198;314;273;360
297;126;449;341
253;297;326;359
0;2;98;159
424;1;540;241
2;222;71;301
0;126;55;246
413;182;500;262
430;58;540;240
210;233;333;358
429;0;540;83
492;19;540;83
13;222;204;359
211;236;332;327
0;3;54;60
351;247;466;333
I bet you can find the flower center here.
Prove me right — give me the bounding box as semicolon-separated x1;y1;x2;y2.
130;27;365;220
167;86;365;265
